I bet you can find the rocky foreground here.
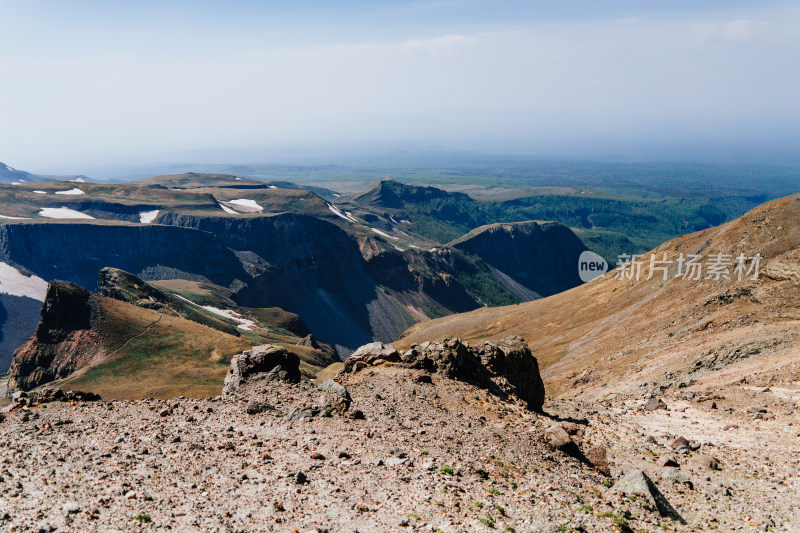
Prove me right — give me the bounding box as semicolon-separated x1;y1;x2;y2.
0;339;798;532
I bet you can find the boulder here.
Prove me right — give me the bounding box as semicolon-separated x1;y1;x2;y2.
223;345;301;394
340;336;545;411
613;470;685;522
585;445;611;476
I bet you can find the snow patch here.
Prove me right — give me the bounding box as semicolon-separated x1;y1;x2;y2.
235;177;242;181
10;181;25;185
0;262;48;301
327;204;358;223
0;214;30;220
173;294;257;330
219;203;238;214
268;185;277;189
70;177;86;183
228;199;263;211
371;227;400;240
200;306;258;331
139;210;160;223
39;207;95;219
55;188;85;195
33;190;47;194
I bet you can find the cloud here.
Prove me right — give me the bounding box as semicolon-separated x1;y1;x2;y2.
722;19;768;41
691;19;769;42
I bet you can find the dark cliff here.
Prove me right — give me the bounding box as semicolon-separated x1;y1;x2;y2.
0;222;249;290
451;221;587;299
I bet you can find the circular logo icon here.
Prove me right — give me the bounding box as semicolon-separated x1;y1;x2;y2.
578;250;608;283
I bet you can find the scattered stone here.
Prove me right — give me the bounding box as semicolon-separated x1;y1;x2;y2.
245;401;270;415
295;472;308;484
688;455;721;471
747;406;768;415
644;398;667;411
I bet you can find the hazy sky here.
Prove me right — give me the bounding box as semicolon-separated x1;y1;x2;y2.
1;0;798;171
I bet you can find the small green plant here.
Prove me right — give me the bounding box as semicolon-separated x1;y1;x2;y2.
132;514;151;523
479;515;496;528
439;464;454;475
474;501;484;509
505;528;516;533
487;487;500;496
420;450;429;456
578;504;594;514
435;500;444;507
509;481;518;489
494;504;506;517
405;512;421;520
602;479;613;488
439;487;449;493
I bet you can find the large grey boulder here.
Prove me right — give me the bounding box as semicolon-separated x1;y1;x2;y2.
223;345;300;394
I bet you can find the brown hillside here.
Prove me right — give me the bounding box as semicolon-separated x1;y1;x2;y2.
398;193;800;398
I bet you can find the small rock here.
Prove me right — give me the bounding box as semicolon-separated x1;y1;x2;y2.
671;436;689;450
660;467;693;488
62;502;80;514
612;470;684;522
644;398;667;411
295;471;309;484
688;455;721;471
245;401;270;415
747;406;768;415
585;446;611;476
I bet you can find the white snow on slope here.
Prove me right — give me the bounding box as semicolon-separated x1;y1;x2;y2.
327;204;358;223
11;181;25;185
39;207;95;219
268;185;277;189
0;262;47;301
70;177;86;183
139;210;160;223
0;214;30;220
173;294;257;330
219;203;238;214
55;188;85;195
201;306;257;330
371;227;400;240
33;190;47;194
228;199;263;211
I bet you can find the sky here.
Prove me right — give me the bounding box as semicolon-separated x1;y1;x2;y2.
1;0;799;172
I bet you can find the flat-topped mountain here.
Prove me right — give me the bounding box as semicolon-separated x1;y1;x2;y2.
0;175;590;380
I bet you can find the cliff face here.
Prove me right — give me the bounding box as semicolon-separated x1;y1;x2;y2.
452;221;587;299
8;282;100;391
0;222;248;289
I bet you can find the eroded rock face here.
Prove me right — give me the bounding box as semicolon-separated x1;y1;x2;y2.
223;344;301;394
8;282;100;393
340;336;545;411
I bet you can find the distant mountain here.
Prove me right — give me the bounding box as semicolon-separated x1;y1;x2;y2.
400;193;800;399
0;174;590;389
0;161;90;185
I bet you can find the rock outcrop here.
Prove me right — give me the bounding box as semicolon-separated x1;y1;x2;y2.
223;344;301;394
7;282;100;392
339;336;545;411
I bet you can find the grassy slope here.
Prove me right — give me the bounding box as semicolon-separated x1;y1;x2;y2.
397;193;800;398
